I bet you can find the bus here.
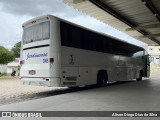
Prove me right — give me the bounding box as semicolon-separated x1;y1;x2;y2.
20;15;150;87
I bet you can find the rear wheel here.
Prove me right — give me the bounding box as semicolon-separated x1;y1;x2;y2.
68;86;79;89
136;70;143;81
97;71;108;87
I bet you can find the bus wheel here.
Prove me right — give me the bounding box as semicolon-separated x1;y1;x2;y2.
68;86;79;89
136;70;143;81
97;71;108;87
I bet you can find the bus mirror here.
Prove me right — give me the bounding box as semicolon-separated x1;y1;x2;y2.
149;56;152;63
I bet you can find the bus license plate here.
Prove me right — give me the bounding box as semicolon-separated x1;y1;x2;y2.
29;70;36;75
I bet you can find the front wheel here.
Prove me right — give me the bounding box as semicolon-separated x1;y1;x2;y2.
97;71;108;87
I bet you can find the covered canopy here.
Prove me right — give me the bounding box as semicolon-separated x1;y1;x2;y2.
64;0;160;46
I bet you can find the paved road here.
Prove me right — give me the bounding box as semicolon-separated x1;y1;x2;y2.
0;78;65;105
0;74;160;119
0;77;148;106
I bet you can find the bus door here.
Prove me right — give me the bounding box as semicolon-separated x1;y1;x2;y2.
143;55;150;77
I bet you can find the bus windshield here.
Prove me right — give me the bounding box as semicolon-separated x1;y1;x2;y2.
23;21;50;44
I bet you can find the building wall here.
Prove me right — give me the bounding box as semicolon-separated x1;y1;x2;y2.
7;58;20;76
148;46;160;64
7;66;19;76
0;64;7;73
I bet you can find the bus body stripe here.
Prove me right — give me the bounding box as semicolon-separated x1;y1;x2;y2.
23;44;50;51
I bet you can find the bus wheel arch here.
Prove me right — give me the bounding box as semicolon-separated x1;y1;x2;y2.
97;70;108;87
136;70;143;81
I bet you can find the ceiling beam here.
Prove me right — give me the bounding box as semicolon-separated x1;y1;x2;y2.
139;33;160;38
142;0;160;21
126;23;160;31
89;0;134;27
73;0;88;4
90;0;160;45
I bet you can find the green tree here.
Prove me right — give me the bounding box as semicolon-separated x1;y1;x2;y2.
11;41;21;57
0;46;15;64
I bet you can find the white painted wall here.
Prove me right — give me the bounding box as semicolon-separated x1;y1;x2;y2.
0;64;7;73
7;58;20;76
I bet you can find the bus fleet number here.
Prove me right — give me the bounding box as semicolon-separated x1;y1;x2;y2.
43;58;48;63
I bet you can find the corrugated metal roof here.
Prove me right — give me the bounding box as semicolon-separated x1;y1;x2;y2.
64;0;160;46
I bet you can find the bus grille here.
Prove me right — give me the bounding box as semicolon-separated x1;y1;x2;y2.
65;76;77;81
63;82;76;85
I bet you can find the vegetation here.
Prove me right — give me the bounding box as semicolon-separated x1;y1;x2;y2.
0;41;21;64
0;72;7;77
0;46;14;64
11;41;21;58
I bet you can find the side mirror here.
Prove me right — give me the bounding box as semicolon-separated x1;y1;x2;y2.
149;56;152;63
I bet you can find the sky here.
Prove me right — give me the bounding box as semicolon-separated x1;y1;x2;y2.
0;0;145;50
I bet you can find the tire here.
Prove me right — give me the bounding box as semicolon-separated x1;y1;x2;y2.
136;71;143;81
97;71;108;87
68;86;79;89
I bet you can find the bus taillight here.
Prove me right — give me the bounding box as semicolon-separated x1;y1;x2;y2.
50;58;54;64
20;60;24;65
20;60;23;65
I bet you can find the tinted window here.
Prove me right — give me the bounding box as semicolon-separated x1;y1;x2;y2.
60;22;144;57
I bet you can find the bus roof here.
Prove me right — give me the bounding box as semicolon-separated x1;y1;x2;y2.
22;14;144;52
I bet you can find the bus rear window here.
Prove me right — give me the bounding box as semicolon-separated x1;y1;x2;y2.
23;21;50;44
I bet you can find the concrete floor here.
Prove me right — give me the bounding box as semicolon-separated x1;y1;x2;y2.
0;73;160;120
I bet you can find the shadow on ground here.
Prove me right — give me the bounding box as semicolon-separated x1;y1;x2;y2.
0;79;148;105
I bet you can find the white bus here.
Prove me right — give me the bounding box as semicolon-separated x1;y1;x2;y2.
20;15;150;87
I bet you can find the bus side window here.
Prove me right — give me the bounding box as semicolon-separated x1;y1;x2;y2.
60;21;144;58
132;52;137;58
61;23;71;46
90;34;97;52
71;27;81;48
132;50;144;58
81;30;90;50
